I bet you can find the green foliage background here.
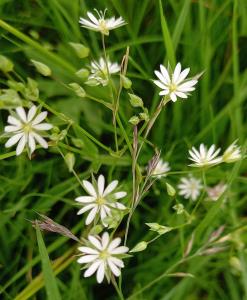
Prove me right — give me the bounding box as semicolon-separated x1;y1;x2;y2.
0;0;247;299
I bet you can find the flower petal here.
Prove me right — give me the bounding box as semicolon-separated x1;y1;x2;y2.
84;260;101;277
97;174;105;196
27;105;37;122
16;107;27;122
107;259;121;276
78;246;99;255
96;262;105;283
77;254;98;264
88;235;103;250
32;111;48;125
83;180;97;197
85;206;98;225
103;180;118;196
77;204;96;215
75;196;95;203
5;132;24;148
32;123;53;131
16;134;27;155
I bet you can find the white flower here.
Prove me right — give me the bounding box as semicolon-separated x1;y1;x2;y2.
4;105;53;156
151;159;170;179
154;62;198;102
75;174;127;226
178;175;202;201
77;232;129;283
222;141;242;163
206;182;227;201
79;9;126;35
88;57;120;86
188;144;222;167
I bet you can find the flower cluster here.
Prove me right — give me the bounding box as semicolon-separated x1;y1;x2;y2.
75;174;128;283
188;142;242;168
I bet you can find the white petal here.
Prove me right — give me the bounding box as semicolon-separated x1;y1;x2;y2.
172;63;181;83
77;204;96;215
108;237;121;251
88;235;103;250
96;262;105;283
160;65;170;83
107;259;121;276
87;12;99;25
4;125;20;133
75;196;95;203
84;260;101;277
153;80;167;90
32;123;53;131
85;206;98;225
32;132;48;149
16;134;27;155
159;90;169;96
175;91;188;98
77;255;98;264
79;18;99;29
103;180;118;196
97;175;105;196
5;133;24;148
32;111;48;125
16;107;27;122
114;191;127;199
28;133;36;154
101;232;109;249
108;257;124;268
78;246;99;255
154;71;168;85
177;67;190;84
83;180;97;197
7;116;21;126
170;92;177;102
27;105;37;122
110;202;126;210
100;207;108;226
110;246;129;255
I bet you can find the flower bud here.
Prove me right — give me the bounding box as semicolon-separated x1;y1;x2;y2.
130;241;147;253
31;59;52;76
128;93;143;108
69;42;90;58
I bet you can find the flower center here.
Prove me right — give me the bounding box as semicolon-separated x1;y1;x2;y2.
99;20;109;35
169;83;177;92
99;250;109;260
22;123;32;133
96;197;106;205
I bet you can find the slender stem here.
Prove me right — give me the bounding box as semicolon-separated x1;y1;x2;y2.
57;146;84;189
111;276;125;300
101;33;119;152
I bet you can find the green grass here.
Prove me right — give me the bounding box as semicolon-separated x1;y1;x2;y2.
0;0;247;299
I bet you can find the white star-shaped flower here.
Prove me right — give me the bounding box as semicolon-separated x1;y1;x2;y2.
77;232;129;283
79;9;126;35
222;141;242;163
75;174;127;226
154;62;198;102
206;182;227;201
88;57;120;86
4;105;53;156
178;175;202;201
151;159;170;179
188;144;222;167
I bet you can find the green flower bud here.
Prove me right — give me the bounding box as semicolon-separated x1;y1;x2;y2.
69;42;90;58
128;115;140;125
166;182;176;196
0;55;14;73
121;75;132;89
76;68;90;79
68;83;86;98
31;59;52;76
130;241;147;253
128;93;143;108
64;152;75;172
